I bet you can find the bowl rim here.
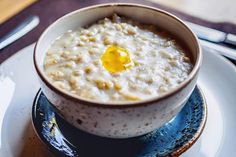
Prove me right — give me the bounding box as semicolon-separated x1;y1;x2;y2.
33;3;202;108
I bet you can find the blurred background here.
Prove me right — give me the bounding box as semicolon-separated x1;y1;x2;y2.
0;0;236;63
1;0;236;25
149;0;236;24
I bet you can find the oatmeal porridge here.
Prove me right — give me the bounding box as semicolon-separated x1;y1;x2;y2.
43;14;193;102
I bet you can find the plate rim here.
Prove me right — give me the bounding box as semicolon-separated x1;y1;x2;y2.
0;44;235;156
31;86;207;157
170;86;207;156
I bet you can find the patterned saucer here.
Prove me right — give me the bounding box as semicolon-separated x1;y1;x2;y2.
32;86;207;157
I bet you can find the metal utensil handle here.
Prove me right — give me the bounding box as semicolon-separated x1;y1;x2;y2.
0;16;39;50
200;39;236;61
225;34;236;47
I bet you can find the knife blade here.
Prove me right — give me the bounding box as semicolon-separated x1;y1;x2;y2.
185;21;236;47
0;15;39;51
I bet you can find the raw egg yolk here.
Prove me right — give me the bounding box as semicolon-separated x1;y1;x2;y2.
101;45;133;73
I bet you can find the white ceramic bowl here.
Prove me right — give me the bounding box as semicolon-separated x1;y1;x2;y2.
34;3;202;138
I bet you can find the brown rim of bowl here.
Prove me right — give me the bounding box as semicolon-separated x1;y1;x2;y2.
33;3;202;108
170;86;207;156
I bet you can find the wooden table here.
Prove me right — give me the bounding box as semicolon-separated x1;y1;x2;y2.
0;0;235;156
0;0;37;24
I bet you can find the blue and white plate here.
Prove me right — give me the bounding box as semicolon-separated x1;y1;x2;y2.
2;44;236;157
31;86;207;157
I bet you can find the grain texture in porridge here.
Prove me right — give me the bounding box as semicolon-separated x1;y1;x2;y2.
44;14;192;102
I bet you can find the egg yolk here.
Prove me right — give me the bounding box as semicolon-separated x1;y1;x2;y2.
101;45;133;73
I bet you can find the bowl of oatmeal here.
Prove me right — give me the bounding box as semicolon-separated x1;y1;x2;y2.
34;3;202;138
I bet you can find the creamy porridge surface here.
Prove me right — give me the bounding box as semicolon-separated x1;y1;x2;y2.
44;14;193;102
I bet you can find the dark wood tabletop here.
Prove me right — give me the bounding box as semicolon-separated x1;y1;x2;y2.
0;0;236;64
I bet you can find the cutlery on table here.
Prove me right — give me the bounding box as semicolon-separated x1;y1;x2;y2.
185;21;236;47
0;15;39;51
186;21;236;60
